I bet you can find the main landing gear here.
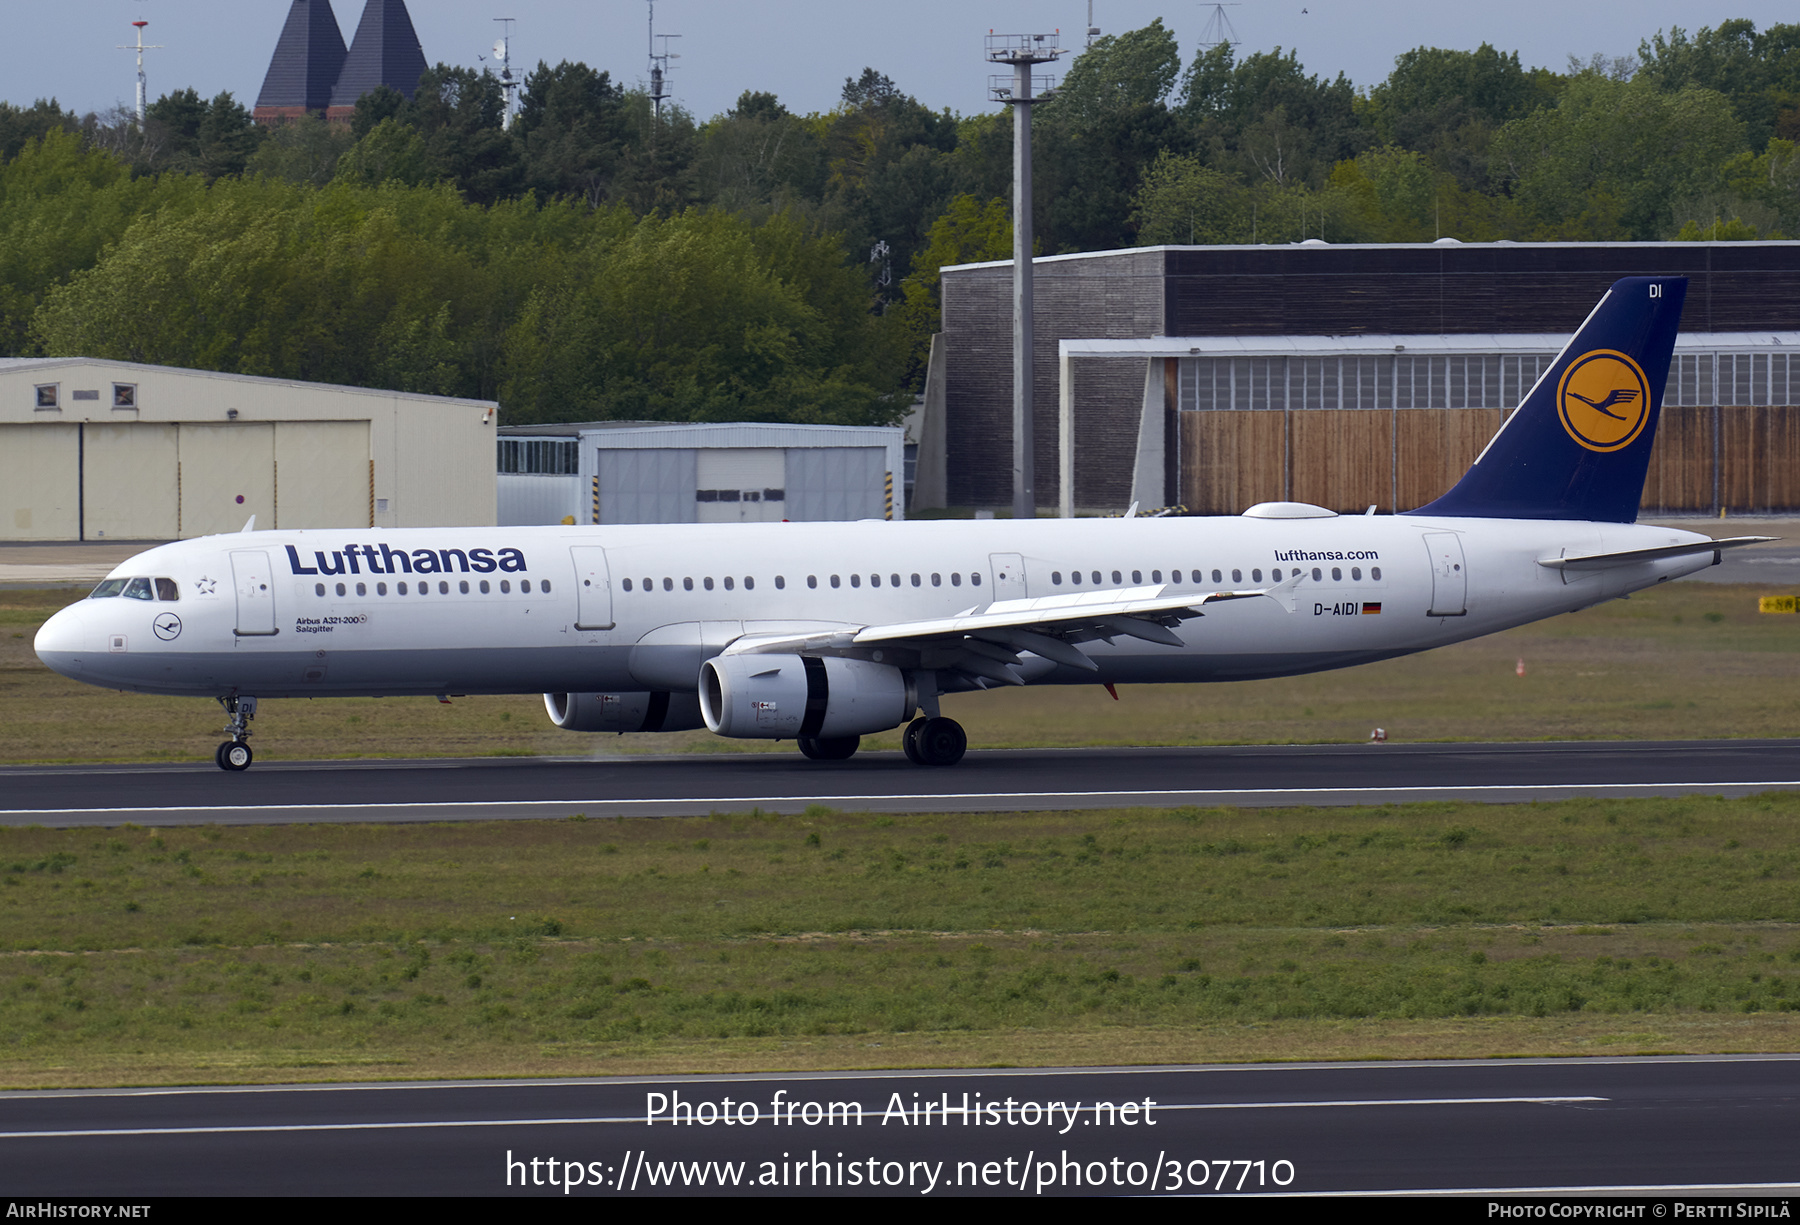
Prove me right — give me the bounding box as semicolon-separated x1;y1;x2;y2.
214;694;257;772
902;716;967;767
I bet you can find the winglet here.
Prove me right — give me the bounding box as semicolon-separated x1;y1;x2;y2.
240;515;256;533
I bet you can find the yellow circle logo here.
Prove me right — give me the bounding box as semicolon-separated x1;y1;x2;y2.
1558;349;1651;452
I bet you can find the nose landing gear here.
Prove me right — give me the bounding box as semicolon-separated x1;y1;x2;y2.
214;694;257;771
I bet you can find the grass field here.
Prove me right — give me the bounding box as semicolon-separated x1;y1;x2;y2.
2;795;1799;1088
3;579;1799;764
5;582;1800;1088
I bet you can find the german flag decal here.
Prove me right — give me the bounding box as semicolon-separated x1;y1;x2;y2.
1362;602;1382;614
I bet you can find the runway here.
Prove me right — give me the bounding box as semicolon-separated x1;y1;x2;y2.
3;1056;1796;1196
5;738;1800;827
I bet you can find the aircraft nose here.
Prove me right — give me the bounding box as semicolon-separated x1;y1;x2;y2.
33;606;89;678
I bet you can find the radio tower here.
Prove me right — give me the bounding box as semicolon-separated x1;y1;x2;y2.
117;19;164;124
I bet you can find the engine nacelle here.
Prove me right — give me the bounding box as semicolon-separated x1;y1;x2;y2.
699;654;914;740
543;691;705;733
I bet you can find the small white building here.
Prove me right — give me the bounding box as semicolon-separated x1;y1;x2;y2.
0;358;499;540
497;421;907;526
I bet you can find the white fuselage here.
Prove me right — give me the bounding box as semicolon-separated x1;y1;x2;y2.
34;514;1715;702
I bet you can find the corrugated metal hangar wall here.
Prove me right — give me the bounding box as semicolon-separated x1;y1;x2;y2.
938;242;1800;515
0;359;498;540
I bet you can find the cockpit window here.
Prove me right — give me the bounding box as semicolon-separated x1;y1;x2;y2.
88;579;127;599
154;578;179;601
122;577;154;600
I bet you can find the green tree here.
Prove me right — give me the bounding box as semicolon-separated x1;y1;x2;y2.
1361;45;1558;187
0;100;78;163
513;61;629;206
500;208;896;425
245;114;355;187
1178;45;1365;190
1638;21;1800;148
1129;152;1251;244
889;194;1012;385
0;129;166;355
1490;74;1746;239
1037;20;1186;252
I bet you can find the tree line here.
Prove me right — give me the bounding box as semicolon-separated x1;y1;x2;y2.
1;17;1796;422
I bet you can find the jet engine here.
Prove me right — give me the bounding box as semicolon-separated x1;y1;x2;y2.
699;654;914;740
543;691;706;733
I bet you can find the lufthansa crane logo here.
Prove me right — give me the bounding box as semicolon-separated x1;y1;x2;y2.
1558;349;1652;452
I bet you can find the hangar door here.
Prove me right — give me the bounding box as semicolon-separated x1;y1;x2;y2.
0;424;80;539
785;447;886;521
179;421;369;537
596;448;697;523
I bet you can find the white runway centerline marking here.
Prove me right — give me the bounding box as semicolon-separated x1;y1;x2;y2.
1;1096;1603;1139
10;777;1800;816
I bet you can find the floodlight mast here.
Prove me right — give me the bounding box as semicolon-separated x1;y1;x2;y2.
116;20;164;125
987;32;1061;522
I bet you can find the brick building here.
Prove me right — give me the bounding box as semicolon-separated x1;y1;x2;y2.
932;242;1800;517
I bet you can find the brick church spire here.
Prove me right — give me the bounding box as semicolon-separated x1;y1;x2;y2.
253;0;348;121
328;0;429;115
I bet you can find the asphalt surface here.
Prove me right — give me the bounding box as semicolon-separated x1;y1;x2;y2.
3;1057;1796;1196
5;739;1800;827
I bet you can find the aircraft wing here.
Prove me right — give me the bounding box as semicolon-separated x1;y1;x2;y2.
720;572;1305;686
1538;536;1776;571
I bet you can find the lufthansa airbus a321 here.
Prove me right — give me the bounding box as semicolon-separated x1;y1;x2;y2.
34;277;1768;770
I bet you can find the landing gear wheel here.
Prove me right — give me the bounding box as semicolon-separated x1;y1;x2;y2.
216;741;253;772
902;717;929;764
915;717;966;767
797;735;859;761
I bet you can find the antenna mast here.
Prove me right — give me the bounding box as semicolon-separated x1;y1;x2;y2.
1197;3;1242;53
492;18;518;127
1086;2;1100;48
647;2;681;120
116;19;164;125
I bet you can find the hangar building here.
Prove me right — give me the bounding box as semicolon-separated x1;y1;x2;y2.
497;421;907;525
1;358;498;540
933;241;1800;516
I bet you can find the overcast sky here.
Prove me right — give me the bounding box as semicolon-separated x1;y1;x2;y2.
25;2;1800;122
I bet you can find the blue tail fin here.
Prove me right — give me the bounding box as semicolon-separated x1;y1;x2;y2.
1407;276;1687;523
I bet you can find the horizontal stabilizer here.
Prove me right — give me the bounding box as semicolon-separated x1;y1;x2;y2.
1538;536;1776;571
